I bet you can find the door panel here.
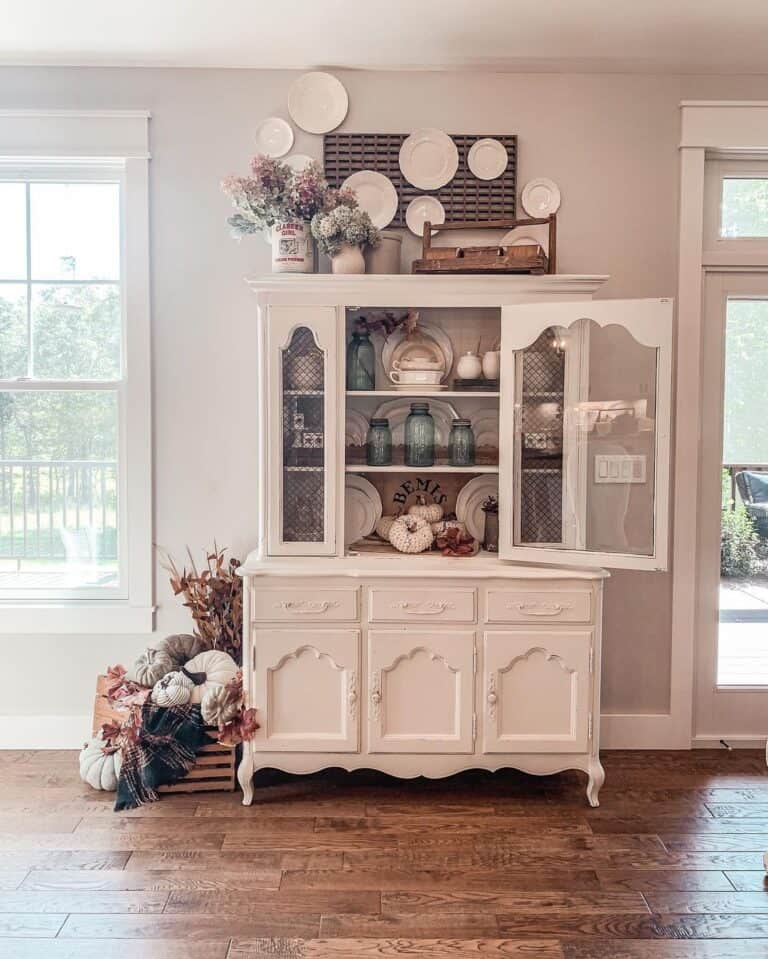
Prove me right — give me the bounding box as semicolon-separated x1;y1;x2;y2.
483;630;592;753
368;631;475;754
266;305;338;556
253;629;359;751
499;298;672;570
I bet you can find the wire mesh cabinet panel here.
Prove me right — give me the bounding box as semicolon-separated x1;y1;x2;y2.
499;298;673;571
266;306;338;556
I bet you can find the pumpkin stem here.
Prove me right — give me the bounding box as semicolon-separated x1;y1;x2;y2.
181;666;207;685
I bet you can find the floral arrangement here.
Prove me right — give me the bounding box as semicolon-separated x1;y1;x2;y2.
354;309;418;338
221;155;357;237
481;495;499;514
158;543;243;662
311;205;381;258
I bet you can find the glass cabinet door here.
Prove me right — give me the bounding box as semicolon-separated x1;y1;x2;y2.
500;298;672;570
266;306;338;555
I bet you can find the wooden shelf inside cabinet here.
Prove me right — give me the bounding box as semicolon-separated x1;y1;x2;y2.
345;464;499;474
346;391;500;399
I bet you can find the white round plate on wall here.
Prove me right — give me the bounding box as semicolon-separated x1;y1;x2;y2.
521;178;561;217
253;117;294;158
288;72;349;134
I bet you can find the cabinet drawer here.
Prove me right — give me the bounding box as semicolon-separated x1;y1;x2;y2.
369;587;476;623
486;589;592;624
252;587;358;623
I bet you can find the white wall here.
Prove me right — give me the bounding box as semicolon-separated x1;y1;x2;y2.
2;66;768;747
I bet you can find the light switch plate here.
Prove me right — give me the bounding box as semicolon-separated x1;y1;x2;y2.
594;454;646;484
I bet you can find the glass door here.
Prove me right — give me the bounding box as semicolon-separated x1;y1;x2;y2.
696;273;768;737
499;298;673;570
266;305;338;556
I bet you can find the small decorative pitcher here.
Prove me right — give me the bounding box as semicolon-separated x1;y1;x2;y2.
331;244;366;275
271;221;315;273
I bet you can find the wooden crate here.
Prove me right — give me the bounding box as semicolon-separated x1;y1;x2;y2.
93;675;236;794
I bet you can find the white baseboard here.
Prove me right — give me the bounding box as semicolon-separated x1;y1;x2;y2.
693;734;767;750
0;714;91;749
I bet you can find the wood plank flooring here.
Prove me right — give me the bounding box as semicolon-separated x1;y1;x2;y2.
0;750;767;957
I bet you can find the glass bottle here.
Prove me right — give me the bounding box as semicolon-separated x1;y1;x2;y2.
346;330;375;391
366;418;392;466
404;402;435;467
448;419;476;466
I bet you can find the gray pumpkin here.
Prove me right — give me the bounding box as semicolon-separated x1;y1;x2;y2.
201;684;240;727
157;633;211;667
127;646;174;687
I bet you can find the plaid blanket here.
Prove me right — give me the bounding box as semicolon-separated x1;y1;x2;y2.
115;702;207;811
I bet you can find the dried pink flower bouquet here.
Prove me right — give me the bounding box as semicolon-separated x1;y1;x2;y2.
222;155;358;237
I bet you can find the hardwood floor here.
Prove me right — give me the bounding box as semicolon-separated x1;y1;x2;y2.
0;750;767;957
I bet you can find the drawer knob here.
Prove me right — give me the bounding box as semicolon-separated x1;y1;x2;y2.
391;600;455;616
275;600;340;615
507;602;571;617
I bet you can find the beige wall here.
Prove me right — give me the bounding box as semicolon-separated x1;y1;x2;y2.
2;66;768;741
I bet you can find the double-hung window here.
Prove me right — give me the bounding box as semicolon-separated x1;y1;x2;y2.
0;112;152;631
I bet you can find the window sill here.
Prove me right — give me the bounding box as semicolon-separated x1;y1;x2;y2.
0;603;155;634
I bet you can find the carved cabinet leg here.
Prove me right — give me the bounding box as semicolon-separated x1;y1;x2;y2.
586;756;605;807
237;743;255;806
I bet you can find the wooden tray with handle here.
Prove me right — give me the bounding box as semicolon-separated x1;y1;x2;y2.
412;215;556;275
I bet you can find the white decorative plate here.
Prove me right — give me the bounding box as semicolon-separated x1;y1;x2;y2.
468;138;508;180
405;196;445;236
521;178;561;217
470;407;500;448
381;321;454;385
455;475;498;541
345;409;370;447
399;128;459;190
345;475;382;546
254;117;294;158
288;72;349;134
372;397;459;447
342;171;399;230
283;153;315;172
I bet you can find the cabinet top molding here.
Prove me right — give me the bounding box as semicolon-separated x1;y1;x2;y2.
238;551;608;580
246;273;610;306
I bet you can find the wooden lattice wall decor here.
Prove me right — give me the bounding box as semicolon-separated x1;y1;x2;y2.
324;133;517;228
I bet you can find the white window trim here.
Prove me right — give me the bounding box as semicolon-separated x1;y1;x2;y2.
0;110;153;633
703;156;768;260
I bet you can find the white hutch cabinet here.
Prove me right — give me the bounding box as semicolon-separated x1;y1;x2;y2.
238;276;672;806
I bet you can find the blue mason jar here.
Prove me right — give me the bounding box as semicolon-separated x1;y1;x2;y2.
404;402;435;467
448;418;476;466
346;331;375;391
366;418;392;466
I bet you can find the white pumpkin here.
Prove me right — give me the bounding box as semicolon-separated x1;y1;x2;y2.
184;649;239;705
389;514;434;554
151;670;194;707
79;734;122;791
407;496;443;524
375;515;397;541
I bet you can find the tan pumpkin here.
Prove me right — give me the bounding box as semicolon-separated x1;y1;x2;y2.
375;515;397;541
127;646;174;687
151;670;195;707
201;684;241;727
388;514;434;554
407;496;443;524
184;649;239;705
157;633;210;667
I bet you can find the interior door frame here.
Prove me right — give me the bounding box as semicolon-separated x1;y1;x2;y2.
695;270;768;741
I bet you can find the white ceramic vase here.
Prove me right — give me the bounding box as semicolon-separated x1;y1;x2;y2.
482;350;501;380
271;221;314;273
331;244;366;275
364;231;402;274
